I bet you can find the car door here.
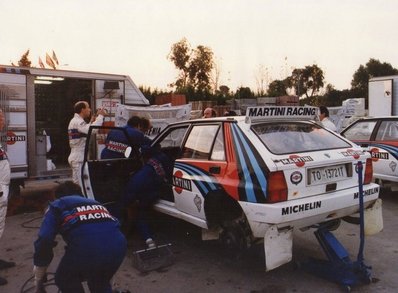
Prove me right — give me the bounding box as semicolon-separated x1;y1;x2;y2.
81;126;142;204
173;123;227;220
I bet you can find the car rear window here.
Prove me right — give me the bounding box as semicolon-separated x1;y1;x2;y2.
251;122;351;155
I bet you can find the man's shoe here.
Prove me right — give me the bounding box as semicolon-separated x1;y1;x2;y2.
145;238;156;249
0;276;7;286
0;259;15;270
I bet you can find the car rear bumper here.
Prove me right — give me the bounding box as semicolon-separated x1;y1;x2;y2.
239;183;380;238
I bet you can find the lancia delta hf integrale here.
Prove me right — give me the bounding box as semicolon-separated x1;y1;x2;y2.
82;106;382;271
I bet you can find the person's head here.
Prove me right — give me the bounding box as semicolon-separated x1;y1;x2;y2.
319;106;329;121
54;181;83;199
74;101;91;119
203;107;215;118
139;117;152;133
0;109;5;131
127;116;141;128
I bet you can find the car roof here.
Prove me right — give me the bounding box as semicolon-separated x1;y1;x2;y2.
355;116;398;120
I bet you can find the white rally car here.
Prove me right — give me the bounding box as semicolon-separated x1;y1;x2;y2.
82;106;381;271
341;116;398;191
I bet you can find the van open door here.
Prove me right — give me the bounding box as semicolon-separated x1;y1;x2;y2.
81;125;142;205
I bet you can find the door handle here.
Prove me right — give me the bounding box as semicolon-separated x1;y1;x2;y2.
209;166;221;174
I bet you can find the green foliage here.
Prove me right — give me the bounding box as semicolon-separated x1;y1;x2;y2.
234;87;255;99
168;38;214;93
287;65;324;98
267;79;288;96
17;49;31;67
351;58;398;100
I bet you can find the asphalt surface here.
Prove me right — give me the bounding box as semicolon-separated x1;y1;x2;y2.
0;185;397;293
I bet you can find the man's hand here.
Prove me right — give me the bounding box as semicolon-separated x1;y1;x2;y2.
97;107;108;116
33;265;48;293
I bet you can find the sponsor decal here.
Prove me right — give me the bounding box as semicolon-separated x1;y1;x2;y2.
341;149;363;159
194;195;202;212
4;131;26;145
290;171;303;185
390;161;397;172
106;140;128;153
280;155;313;167
281;201;322;215
247;106;317;118
62;204;115;227
172;170;192;194
370;148;389;161
354;187;379;199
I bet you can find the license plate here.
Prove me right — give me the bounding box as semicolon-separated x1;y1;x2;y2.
308;164;347;185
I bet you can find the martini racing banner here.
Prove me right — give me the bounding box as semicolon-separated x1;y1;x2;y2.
246;106;318;121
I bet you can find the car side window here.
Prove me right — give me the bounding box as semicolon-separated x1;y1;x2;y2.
210;127;225;161
156;126;189;148
375;120;398;141
182;125;220;160
343;121;377;140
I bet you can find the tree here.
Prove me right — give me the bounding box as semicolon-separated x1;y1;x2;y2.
17;49;32;67
254;64;270;96
351;58;398;100
168;38;214;93
189;45;214;92
235;87;255;99
267;79;288;96
168;38;191;90
287;65;324;98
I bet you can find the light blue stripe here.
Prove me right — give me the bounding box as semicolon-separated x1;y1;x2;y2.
231;125;257;202
233;125;268;195
371;143;398;160
175;162;213;195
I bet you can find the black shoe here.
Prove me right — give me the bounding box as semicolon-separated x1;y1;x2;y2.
0;259;15;270
0;276;7;286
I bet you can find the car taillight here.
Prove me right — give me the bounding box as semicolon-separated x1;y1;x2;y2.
364;158;373;185
267;171;288;203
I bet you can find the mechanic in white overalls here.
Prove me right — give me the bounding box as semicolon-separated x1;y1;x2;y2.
0;109;15;286
68;101;107;186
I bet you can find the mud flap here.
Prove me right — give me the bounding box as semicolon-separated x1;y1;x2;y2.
364;198;383;236
264;225;293;271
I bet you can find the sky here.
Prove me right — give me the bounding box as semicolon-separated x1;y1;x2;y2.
1;0;398;93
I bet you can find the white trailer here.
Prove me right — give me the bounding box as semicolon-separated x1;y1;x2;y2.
369;76;398;116
0;65;149;194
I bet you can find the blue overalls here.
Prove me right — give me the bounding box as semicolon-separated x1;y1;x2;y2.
100;126;145;159
34;195;127;293
123;151;172;241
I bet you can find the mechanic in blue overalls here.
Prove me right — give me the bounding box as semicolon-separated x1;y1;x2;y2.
33;181;127;293
122;145;173;248
101;115;146;159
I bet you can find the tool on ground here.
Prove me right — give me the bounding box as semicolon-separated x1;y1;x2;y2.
301;161;372;292
132;243;174;273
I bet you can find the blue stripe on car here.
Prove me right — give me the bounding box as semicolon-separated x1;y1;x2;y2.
174;162;218;195
371;143;398;160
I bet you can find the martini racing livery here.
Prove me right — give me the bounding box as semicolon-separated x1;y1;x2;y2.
82;106;382;271
341;116;398;191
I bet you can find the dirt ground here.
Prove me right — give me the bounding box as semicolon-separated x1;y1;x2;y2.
0;183;397;293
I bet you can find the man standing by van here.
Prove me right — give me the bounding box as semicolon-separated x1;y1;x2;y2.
0;109;15;286
68;101;107;186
